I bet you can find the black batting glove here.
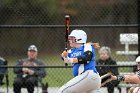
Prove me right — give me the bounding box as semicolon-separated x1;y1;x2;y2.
117;75;125;82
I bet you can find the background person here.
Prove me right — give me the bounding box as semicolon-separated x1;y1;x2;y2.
58;29;101;93
0;57;8;85
96;46;120;93
111;56;140;93
13;45;46;93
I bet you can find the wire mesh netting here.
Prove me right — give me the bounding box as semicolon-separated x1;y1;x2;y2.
0;0;138;93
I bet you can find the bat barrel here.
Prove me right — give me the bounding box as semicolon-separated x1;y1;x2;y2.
64;15;70;66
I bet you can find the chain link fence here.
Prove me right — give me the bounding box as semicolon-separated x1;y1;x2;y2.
0;0;138;93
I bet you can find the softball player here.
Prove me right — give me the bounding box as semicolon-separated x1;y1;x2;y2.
58;29;101;93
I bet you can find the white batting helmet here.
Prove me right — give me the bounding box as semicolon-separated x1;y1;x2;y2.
136;56;140;63
69;29;87;43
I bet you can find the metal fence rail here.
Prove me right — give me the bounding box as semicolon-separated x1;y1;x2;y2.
0;24;138;28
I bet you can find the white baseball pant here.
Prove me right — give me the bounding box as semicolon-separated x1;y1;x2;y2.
58;70;102;93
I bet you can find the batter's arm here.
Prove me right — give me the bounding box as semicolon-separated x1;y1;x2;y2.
63;51;93;64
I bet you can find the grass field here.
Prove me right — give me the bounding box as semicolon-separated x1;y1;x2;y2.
4;54;73;87
6;67;73;87
2;49;135;87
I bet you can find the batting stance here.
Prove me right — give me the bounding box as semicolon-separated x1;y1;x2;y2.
58;29;101;93
111;56;140;93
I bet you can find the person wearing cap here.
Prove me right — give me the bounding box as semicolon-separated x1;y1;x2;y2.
13;45;47;93
110;56;140;93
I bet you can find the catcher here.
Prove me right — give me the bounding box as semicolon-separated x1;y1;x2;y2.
111;56;140;93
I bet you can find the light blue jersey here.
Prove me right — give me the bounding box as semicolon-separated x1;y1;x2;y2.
68;44;98;77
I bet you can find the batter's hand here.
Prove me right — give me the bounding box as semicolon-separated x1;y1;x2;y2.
61;51;68;58
63;57;73;63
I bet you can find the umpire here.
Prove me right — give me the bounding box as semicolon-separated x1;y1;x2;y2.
96;46;121;93
13;45;46;93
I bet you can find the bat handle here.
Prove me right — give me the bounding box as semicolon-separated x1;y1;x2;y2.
64;47;68;66
65;63;68;66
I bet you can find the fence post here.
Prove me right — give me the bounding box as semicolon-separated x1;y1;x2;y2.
138;0;140;56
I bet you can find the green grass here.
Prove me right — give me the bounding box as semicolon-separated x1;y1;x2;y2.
4;54;73;87
3;49;135;87
5;67;73;87
44;68;73;87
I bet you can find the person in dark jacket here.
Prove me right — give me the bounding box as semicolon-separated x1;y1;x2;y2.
96;46;120;93
13;45;47;93
0;57;8;85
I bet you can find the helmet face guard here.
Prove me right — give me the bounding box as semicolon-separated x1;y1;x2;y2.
69;29;87;43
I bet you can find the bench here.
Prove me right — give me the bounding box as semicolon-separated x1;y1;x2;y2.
116;51;138;55
118;83;139;88
115;33;138;92
116;33;138;73
117;61;136;66
116;33;138;61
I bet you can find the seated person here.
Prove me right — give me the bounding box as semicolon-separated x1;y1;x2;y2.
96;46;120;93
0;57;7;85
13;45;47;93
